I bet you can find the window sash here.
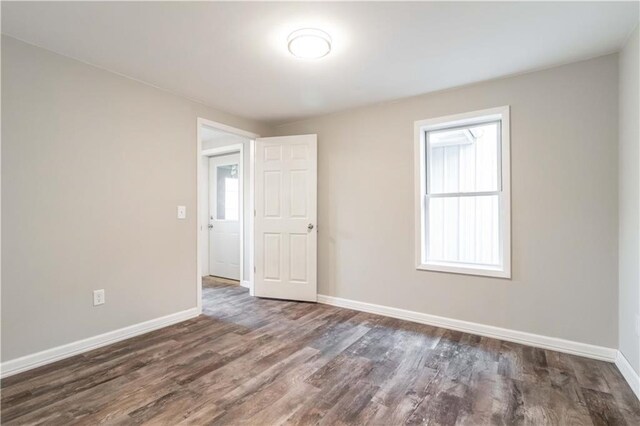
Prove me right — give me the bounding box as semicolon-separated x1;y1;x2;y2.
425;191;499;198
423;118;504;268
425;120;502;195
425;119;500;136
423;193;503;268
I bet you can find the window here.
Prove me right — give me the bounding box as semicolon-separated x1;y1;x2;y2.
414;106;510;278
216;164;239;221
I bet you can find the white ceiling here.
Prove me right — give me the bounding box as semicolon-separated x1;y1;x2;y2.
2;2;638;124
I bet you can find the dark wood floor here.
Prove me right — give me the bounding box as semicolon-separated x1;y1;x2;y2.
2;277;639;425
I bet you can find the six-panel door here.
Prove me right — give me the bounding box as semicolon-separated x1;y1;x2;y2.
254;135;317;302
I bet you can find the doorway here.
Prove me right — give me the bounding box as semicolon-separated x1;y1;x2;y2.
196;118;319;313
208;152;241;280
197;118;258;313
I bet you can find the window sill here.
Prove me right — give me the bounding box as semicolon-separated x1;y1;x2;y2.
417;261;511;279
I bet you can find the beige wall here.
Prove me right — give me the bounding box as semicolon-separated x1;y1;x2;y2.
273;55;620;348
1;36;270;361
1;34;626;362
619;26;640;374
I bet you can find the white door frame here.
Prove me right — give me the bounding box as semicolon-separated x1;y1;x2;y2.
197;118;259;314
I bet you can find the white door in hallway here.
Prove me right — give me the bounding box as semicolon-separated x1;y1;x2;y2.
255;135;317;302
209;153;241;280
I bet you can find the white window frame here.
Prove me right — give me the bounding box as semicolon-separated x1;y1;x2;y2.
414;106;511;278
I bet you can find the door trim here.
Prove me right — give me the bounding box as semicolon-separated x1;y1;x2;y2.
202;144;243;157
197;118;259;314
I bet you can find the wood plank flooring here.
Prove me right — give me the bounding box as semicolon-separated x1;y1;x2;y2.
2;277;638;425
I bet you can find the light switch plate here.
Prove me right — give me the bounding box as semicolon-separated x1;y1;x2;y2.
93;289;105;306
177;205;186;219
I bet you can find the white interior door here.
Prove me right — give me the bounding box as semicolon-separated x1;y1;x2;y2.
255;135;317;302
209;153;241;280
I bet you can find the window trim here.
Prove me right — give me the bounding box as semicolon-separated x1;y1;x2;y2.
414;106;511;279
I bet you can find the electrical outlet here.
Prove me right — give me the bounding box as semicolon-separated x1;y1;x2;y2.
177;205;186;219
93;289;105;306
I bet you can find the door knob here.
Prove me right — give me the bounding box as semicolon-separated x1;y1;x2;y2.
208;224;213;229
308;223;314;230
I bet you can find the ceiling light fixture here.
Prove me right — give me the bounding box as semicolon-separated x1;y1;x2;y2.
287;28;332;59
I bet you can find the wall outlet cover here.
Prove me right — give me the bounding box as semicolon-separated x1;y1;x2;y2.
93;289;105;306
177;205;187;219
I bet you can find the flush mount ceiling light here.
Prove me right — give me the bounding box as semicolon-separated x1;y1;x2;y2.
287;28;332;59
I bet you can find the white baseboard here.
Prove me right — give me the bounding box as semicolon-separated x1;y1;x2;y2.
2;294;631;397
0;307;199;379
241;280;250;289
616;351;640;400
317;294;617;362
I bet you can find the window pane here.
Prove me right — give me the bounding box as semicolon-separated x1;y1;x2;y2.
216;164;239;220
427;122;499;194
427;195;500;266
